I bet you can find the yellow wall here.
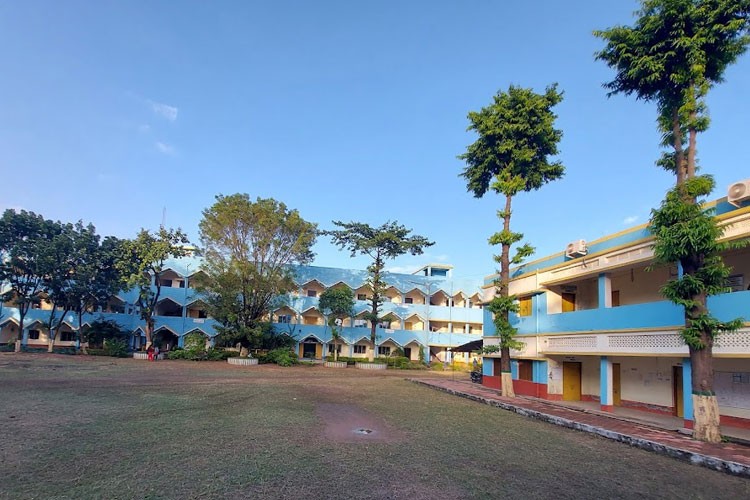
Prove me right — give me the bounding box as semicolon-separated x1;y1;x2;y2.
303;281;325;298
385;288;401;303
1;324;18;344
405;318;424;331
354;286;372;301
404;290;426;304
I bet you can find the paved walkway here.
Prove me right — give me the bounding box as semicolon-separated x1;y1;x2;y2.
411;378;750;478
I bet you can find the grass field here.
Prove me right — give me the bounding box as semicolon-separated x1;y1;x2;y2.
1;354;748;499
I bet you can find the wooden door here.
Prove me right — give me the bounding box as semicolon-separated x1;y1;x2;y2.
562;293;576;313
673;366;684;417
519;297;532;317
613;363;621;406
611;290;620;307
562;362;582;401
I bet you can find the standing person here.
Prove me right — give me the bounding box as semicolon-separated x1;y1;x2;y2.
147;345;154;361
154;345;160;361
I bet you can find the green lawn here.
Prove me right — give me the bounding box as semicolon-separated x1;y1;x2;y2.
0;354;747;499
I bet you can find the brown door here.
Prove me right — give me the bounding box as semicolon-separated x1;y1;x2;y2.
519;297;532;317
612;363;621;406
673;366;684;417
563;362;582;401
611;290;620;307
562;293;576;313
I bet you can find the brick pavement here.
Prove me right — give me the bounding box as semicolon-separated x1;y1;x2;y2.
411;378;750;478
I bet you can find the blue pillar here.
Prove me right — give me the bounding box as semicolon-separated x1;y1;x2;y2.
511;360;519;380
683;358;693;424
177;335;185;348
677;262;684;278
532;360;548;384
598;273;611;309
600;356;613;409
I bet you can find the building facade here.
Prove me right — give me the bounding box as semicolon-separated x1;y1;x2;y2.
0;261;484;362
481;196;750;429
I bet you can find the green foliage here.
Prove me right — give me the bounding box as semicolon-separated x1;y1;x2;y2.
459;84;565;199
213;322;294;351
102;338;129;357
259;347;299;367
168;346;233;361
118;227;189;345
84;320;128;348
197;194;317;347
649;176;745;348
595;0;750;179
325;220;433;360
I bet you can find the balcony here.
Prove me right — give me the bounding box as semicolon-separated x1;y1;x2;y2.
509;290;750;335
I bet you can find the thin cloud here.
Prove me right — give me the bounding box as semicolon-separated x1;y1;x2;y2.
155;141;176;155
149;100;178;122
623;215;638;225
137;124;151;133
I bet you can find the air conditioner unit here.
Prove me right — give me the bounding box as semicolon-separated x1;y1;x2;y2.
565;240;588;258
727;179;750;207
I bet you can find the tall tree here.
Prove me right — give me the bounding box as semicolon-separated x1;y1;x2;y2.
325;221;433;362
118;227;190;349
595;0;750;442
459;84;565;397
197;194;317;349
40;221;76;352
0;210;57;347
67;227;125;351
319;286;355;362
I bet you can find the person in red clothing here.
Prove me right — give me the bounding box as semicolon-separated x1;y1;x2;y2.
147;345;154;361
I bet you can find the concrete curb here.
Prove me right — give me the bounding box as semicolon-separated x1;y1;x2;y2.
410;379;750;479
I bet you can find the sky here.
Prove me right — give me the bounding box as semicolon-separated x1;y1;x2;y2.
1;1;749;284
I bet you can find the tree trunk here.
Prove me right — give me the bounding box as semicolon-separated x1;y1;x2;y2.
500;194;515;398
672;108;686;186
500;346;515;397
687;122;697;179
47;334;55;353
145;319;154;349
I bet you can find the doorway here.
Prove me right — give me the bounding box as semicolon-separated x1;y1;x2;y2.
562;293;576;313
302;343;317;359
613;363;621;406
562;362;582;401
403;347;412;359
673;366;684;417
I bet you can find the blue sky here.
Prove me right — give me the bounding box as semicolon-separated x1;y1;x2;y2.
1;1;749;283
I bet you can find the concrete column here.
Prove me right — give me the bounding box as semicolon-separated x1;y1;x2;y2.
177;335;185;348
598;273;612;309
322;342;328;359
349;343;354;357
600;356;614;411
683;358;694;428
21;327;29;347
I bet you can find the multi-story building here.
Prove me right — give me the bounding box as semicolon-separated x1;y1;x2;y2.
480;191;750;429
0;261;484;362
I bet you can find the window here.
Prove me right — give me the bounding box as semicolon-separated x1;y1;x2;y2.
198;310;208;319
306;290;317;298
328;344;342;354
404;297;413;304
378;346;391;356
517;360;533;381
60;331;75;342
357;294;367;301
354;344;366;354
178;280;185;288
354;319;368;328
28;329;40;340
278;314;291;323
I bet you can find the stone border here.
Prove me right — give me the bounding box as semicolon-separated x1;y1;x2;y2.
356;362;387;370
410;379;750;479
325;361;347;368
228;357;259;366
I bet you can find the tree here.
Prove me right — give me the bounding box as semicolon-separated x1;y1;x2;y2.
0;210;57;347
459;84;565;397
197;194;317;350
39;220;76;352
118;227;190;349
325;221;433;362
67;232;125;351
595;0;750;442
319;286;355;362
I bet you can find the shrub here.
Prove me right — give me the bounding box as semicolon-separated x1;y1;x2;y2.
259;348;298;367
103;338;129;357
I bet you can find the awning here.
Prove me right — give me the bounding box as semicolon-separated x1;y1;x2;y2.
452;339;483;352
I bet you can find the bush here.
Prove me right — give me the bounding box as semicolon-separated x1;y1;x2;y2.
259;348;298;367
167;346;233;361
103;338;129;358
